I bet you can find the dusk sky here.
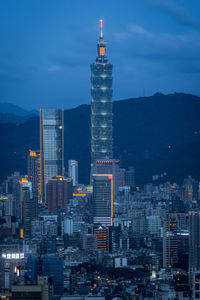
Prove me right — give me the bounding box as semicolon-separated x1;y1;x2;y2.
0;0;200;110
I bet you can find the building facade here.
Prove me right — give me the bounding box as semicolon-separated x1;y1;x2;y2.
42;256;64;296
163;213;178;268
28;150;41;199
93;226;109;250
16;178;37;237
93;159;120;198
47;176;72;215
92;174;113;226
125;166;135;188
91;20;113;175
189;211;200;287
68;160;78;187
40;109;64;202
192;271;200;300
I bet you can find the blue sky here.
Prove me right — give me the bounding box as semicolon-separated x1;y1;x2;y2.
0;0;199;109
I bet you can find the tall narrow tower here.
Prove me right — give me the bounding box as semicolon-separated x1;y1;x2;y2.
40;109;64;202
163;213;178;268
91;20;113;175
189;211;200;285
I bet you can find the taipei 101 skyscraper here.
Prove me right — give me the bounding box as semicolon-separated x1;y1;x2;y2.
91;20;113;174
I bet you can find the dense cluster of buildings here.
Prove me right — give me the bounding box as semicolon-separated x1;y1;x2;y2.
0;21;200;300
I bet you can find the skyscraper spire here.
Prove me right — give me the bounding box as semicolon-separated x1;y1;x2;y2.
97;19;106;58
100;19;103;41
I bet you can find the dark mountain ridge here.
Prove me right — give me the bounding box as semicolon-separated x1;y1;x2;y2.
0;93;200;186
0;113;37;124
0;102;38;117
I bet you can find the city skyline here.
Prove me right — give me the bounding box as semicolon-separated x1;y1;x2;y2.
0;7;200;297
0;0;199;110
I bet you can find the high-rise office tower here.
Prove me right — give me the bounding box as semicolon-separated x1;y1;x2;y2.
40;109;64;202
118;168;125;187
28;150;41;199
16;178;32;220
189;211;200;287
93;159;120;197
125;166;135;188
82;234;97;251
42;256;64;296
16;178;37;237
92;174;113;226
91;20;113;175
2;172;21;194
163;213;178;268
68;160;78;186
47;176;72;215
93;226;109;250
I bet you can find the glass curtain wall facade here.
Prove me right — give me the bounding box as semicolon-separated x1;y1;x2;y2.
68;160;78;186
40;109;64;202
189;211;200;285
92;174;113;226
91;20;113;175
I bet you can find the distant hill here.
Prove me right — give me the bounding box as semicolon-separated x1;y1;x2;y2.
0;93;200;186
0;113;37;124
114;92;200;185
0;102;38;118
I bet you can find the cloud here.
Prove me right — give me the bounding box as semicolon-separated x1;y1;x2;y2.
48;65;61;73
178;60;200;74
128;24;149;35
113;23;200;74
150;0;200;29
51;55;89;70
115;24;200;58
0;62;25;83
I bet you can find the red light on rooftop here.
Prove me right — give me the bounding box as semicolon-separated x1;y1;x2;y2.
97;160;113;164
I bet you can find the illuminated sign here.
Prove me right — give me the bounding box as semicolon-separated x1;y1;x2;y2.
2;253;24;259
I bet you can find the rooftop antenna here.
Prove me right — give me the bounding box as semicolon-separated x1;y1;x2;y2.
100;19;103;40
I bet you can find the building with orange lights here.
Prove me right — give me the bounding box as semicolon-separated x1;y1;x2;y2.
16;178;37;237
93;159;120;197
91;21;113;175
28;150;40;199
93;226;109;250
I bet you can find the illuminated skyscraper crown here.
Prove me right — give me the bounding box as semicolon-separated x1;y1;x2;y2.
97;20;107;60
